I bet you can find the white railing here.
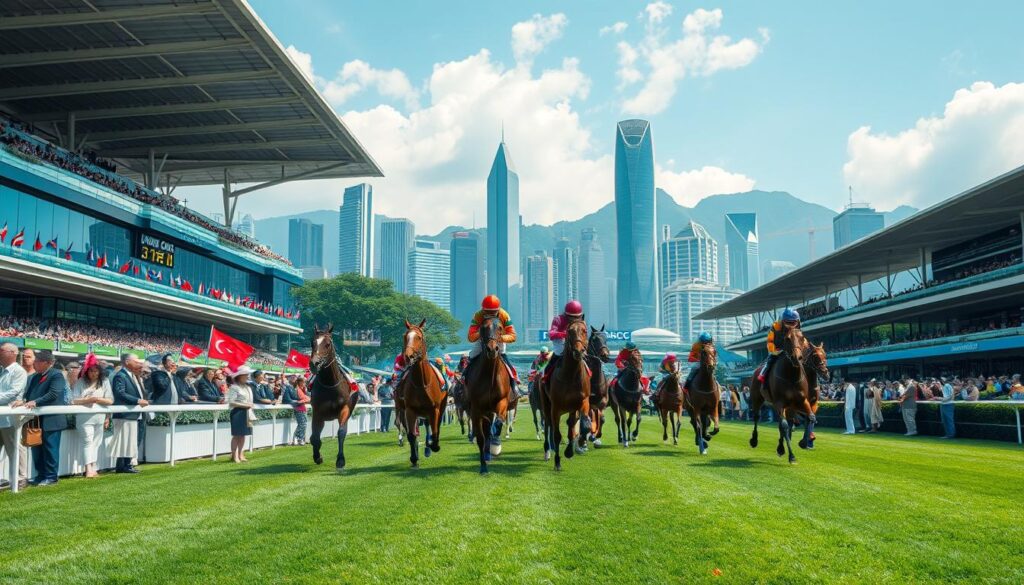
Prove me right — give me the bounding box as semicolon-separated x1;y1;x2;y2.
0;403;389;494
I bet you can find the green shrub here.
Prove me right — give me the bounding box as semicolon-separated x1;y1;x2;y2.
148;408;294;427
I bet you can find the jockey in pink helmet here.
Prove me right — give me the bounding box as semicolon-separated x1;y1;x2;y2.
543;300;584;379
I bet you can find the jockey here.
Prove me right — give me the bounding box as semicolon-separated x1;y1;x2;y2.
759;308;801;388
465;294;518;380
614;341;638;371
682;331;714;390
543;300;585;379
433;356;452;392
530;346;552;376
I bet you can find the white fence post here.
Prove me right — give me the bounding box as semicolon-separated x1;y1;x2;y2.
212;412;218;461
169;412;178;466
270;411;277;450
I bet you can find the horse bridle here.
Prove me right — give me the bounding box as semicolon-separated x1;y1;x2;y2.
587;332;609;363
312;334;348;390
404;326;426;365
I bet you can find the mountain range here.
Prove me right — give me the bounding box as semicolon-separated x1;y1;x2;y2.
253;190;917;282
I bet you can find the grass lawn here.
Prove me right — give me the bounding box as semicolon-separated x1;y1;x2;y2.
1;416;1022;584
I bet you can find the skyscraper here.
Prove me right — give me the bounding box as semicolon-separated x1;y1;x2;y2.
287;219;324;269
487;137;520;315
236;213;256;239
380;218;416;292
338;183;374;276
372;214;385;277
659;220;719;288
833;204;884;248
762;260;797;282
578;228;609;329
524;251;554;336
614;119;658;330
407;240;450;309
552;237;578;310
450;231;484;327
724;213;760;291
661;279;751;347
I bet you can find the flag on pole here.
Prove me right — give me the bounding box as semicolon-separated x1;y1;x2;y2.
0;222;7;243
207;327;254;370
181;280;193;293
119;259;134;274
46;236;58;250
62;242;74;261
96;253;109;269
197;282;205;296
33;233;42;252
285;349;311;370
86;246;96;263
180;342;204;360
13;228;29;247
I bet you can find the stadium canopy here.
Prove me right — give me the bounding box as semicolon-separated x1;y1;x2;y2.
0;0;382;226
696;164;1024;320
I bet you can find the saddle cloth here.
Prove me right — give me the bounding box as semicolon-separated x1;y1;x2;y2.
542;361;591;384
610;375;650;394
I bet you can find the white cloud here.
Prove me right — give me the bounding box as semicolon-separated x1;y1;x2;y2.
843;81;1024;209
511;13;568;66
618;7;767;115
321;60;420;111
599;21;628;36
285;45;315;84
657;165;756;206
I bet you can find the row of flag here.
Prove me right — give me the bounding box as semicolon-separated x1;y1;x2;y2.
181;328;311;371
2;221;300;320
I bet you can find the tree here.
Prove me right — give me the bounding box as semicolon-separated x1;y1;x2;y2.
291;273;461;361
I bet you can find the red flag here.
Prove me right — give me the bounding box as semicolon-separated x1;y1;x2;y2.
119;259;133;274
180;342;203;360
181;280;193;293
46;236;58;250
285;349;311;370
208;327;254;369
0;222;7;243
32;233;42;252
96;253;108;269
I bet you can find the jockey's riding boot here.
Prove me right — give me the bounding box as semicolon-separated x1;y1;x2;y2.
684;368;698;391
761;355;777;389
499;353;518;383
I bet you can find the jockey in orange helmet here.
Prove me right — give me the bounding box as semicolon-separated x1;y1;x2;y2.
465;294;517;380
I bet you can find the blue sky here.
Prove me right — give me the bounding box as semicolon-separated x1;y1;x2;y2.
222;1;1024;232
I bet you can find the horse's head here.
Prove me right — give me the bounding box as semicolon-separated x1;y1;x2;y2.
567;318;588;361
588;325;610;363
806;342;829;380
701;343;718;371
478;314;501;359
627;347;644;372
402;319;427;364
782;327;804;367
311;323;336;368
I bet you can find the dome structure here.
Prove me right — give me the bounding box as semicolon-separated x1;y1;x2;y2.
630;327;682;345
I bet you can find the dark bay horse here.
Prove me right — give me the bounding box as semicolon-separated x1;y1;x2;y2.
748;328;817;464
464;314;513;474
396;319;448;468
653;368;684;445
684;343;721;455
611;349;644;448
451;375;470;439
528;374;545;440
309;324;359;470
540;319;591;471
584;326;610;448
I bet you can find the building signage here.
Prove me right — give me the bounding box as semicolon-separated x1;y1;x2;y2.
539;330;632;342
137;233;175;268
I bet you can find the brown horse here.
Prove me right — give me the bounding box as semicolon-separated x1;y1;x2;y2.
748;327;817;464
684;343;721;455
610;348;644;447
309;324;360;470
540;318;591;470
653;368;684;445
396;319;448;468
583;326;611;448
464;314;513;474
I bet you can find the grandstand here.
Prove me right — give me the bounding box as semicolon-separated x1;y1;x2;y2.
0;0;381;362
697;164;1024;381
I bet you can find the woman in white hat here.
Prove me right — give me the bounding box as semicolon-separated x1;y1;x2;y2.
227;366;255;463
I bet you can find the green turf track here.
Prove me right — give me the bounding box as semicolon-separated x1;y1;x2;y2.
1;417;1021;584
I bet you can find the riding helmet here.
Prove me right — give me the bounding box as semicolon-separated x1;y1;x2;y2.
782;307;800;322
481;294;501;311
564;299;583;316
698;331;713;343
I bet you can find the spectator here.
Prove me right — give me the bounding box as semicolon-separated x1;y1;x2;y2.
869;381;884;432
1010;377;1024;400
377;378;394;433
938;378;956;439
176;365;199;403
195;368;223;403
0;342;29;489
149;354;179;405
283;377;310;445
111;355;148;474
734;384;747;421
227;366;256;463
250;370;276;405
66;361;82;390
20;351;69;486
20;348;34;372
899;379;919;436
71;354;113;478
842;378;856;434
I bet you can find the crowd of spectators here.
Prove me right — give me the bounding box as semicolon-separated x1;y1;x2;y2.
0;316;286;366
0;117;290;266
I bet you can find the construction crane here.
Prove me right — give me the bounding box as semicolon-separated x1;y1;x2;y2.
763;224;831;261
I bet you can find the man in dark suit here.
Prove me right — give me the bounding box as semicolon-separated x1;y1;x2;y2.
250;370;277;404
149;354;178;405
176;365;199;403
195;368;224;403
21;351;69;486
111;355;148;473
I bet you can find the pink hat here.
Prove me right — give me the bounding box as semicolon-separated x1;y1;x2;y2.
83;353;100;371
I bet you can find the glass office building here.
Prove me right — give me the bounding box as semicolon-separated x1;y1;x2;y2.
487;139;520;315
614;119;658;330
407;239;450;309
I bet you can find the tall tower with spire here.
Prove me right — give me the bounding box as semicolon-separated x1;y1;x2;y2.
487;134;521;318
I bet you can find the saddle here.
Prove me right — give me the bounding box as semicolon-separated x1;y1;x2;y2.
610;375;650;395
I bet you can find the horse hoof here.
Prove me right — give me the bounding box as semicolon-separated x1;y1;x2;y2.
544;450;551;461
411;461;419;469
798;439;808;450
431;443;441;453
574;445;586;455
424;447;432;458
593;439;602;447
750;438;758;448
535;433;541;441
313;456;323;465
789;458;797;465
489;444;502;457
564;446;574;459
554;463;562;472
480;466;489;475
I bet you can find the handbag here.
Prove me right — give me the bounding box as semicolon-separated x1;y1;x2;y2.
21;417;42;447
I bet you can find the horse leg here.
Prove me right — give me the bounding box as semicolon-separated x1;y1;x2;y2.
565;410;579;459
551;408;563;471
633;405;641;442
473;414;488;475
691;412;705;454
311;417;325;465
406;408;420;468
659;408;668;443
710;400;721;437
613;403;624;445
749;392;762;448
782;415;796;464
775;405;787;458
335;407;351;470
428;404;443;454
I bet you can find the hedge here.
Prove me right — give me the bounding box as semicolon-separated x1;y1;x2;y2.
813;401;1022;442
149;408;295;427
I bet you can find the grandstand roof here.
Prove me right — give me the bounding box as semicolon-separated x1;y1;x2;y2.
696;164;1024;320
0;0;382;189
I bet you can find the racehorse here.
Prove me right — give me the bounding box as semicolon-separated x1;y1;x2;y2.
309;324;360;470
450;375;470;439
748;327;817;464
798;342;829;450
505;382;523;439
584;326;611;448
527;374;545;440
396;319;448;468
684;342;721;455
464;314;513;474
540;318;591;471
610;348;644;447
653;367;684;445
